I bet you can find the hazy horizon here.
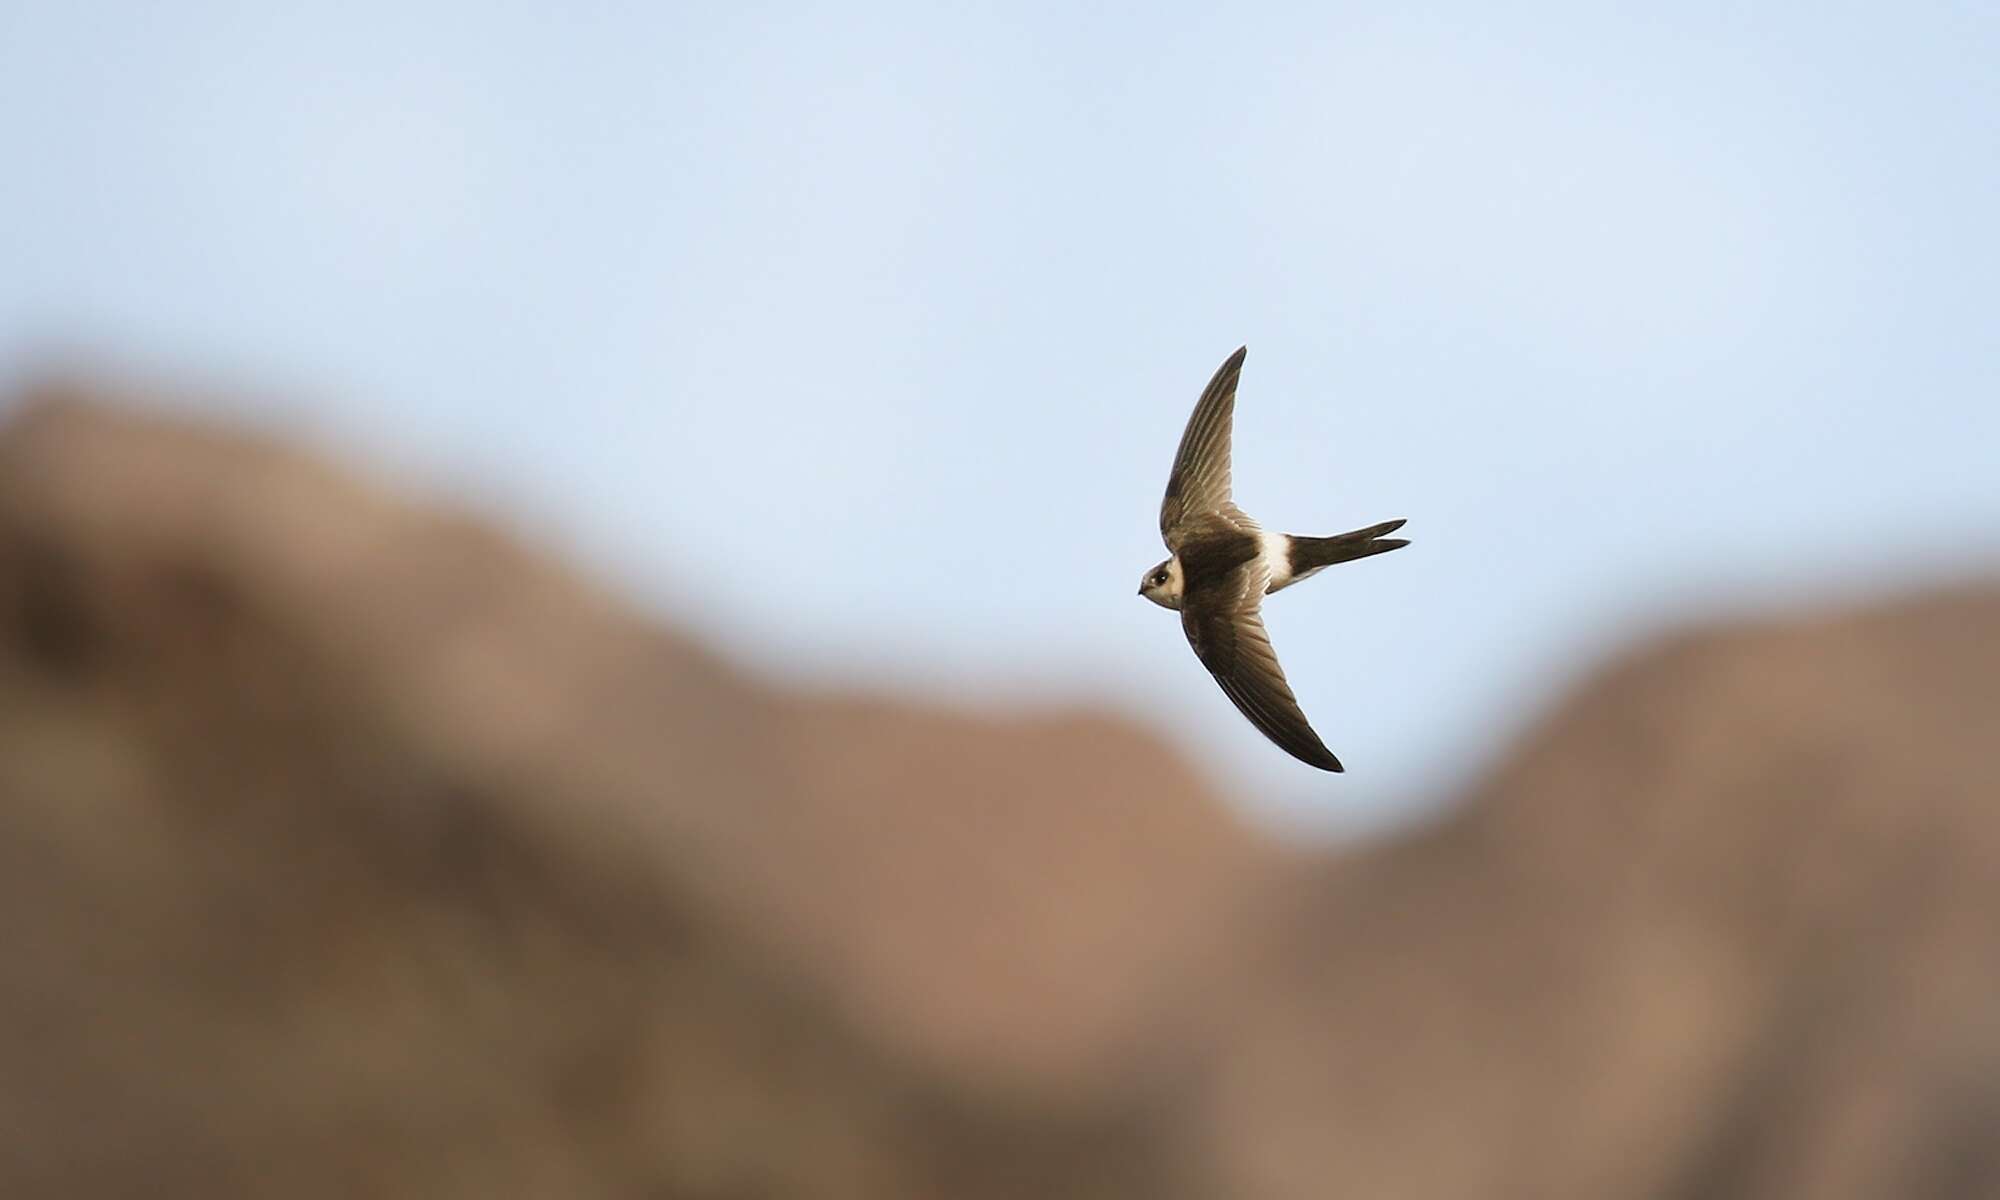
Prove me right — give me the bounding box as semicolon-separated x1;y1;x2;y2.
5;2;1995;830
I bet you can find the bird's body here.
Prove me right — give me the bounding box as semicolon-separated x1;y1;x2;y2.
1138;346;1408;772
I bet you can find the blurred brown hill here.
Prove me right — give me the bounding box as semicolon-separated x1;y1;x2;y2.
0;385;1995;1199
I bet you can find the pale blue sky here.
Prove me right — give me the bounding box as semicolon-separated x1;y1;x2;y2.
3;3;1995;831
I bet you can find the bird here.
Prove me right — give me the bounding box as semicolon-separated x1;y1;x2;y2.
1138;346;1407;772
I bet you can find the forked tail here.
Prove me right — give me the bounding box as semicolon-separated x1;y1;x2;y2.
1287;518;1409;577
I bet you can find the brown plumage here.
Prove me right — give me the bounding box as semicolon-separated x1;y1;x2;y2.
1138;346;1409;772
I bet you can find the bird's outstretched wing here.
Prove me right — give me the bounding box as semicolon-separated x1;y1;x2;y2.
1180;559;1343;772
1160;346;1250;550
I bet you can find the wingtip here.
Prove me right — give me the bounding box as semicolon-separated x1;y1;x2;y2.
1297;743;1344;772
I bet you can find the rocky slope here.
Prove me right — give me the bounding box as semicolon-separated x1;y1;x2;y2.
1;382;1994;1198
1204;585;2000;1200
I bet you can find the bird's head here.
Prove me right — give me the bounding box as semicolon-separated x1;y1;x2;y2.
1137;557;1184;610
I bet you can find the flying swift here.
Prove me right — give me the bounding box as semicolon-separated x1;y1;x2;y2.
1139;346;1408;772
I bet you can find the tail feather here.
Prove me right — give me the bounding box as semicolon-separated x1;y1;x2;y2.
1286;519;1409;578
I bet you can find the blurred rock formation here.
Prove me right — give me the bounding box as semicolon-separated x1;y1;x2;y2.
0;383;1994;1198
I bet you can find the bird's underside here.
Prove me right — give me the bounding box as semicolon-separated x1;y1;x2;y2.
1153;346;1408;772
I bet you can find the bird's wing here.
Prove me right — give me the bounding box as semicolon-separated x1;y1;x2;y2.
1160;346;1249;551
1180;559;1343;772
